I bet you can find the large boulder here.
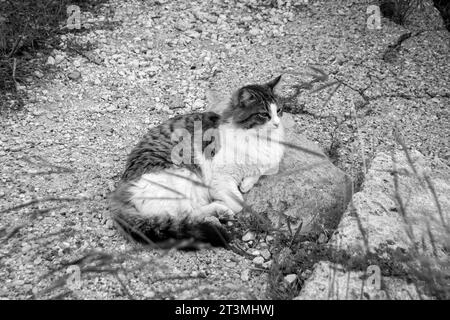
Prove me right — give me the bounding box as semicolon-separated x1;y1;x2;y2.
243;113;352;236
296;150;450;300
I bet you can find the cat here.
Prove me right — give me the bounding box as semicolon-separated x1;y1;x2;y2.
110;75;284;247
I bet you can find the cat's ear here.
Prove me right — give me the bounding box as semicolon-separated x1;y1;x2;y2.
238;88;256;108
231;88;254;107
239;88;253;102
266;75;282;91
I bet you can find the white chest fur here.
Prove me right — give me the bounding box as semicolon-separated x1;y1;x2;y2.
200;123;285;183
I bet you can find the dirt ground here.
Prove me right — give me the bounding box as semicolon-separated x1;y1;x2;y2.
0;0;449;299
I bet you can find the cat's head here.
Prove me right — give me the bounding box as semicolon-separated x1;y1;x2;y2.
222;75;283;130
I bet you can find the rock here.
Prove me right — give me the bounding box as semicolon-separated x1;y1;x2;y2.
175;20;191;31
143;290;155;299
252;256;264;266
55;54;65;64
317;233;327;244
242;231;256;242
186;30;200;39
10;145;23;152
330;150;449;256
240;269;250;281
262;260;272;269
13;279;25;287
68;71;81;80
260;249;271;260
295;261;418;300
249;28;260;36
106;105;117;112
205;14;218;23
296;150;450;300
105;219;115;229
192;99;204;110
258;242;268;248
244;113;352;236
46;56;55;65
284;274;297;284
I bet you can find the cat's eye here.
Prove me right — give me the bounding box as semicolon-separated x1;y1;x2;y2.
257;113;270;120
277;108;282;114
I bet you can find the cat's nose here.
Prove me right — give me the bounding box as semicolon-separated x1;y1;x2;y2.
272;119;280;128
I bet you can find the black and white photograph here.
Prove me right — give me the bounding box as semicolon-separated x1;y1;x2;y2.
0;0;449;307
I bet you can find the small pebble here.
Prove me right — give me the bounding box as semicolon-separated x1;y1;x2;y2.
260;249;271;260
253;256;264;266
284;274;297;284
68;71;81;80
46;56;55;65
242;231;255;242
318;233;328;244
240;269;250;281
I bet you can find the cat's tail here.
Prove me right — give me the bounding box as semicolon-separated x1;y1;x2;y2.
109;183;230;249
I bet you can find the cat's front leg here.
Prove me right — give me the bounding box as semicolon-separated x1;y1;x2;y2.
209;177;244;214
264;163;280;176
198;202;235;221
239;175;260;193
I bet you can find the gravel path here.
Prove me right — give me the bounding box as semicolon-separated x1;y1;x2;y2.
1;0;449;299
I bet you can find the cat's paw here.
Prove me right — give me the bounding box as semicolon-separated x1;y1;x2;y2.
239;176;259;193
199;202;235;221
213;203;235;221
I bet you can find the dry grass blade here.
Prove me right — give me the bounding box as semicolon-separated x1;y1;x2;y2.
307;66;329;82
113;271;135;300
289;220;303;248
423;175;448;231
0;197;86;214
114;215;159;248
391;151;417;245
393;129;420;180
25;228;75;242
1;206;63;243
277;140;327;159
310;80;341;93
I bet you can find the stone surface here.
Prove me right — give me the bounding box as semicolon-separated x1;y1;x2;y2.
295;261;423;300
68;71;81;80
296;150;450;300
330;150;450;256
244;113;352;235
46;56;55;65
242;231;256;242
252;256;265;266
2;0;449;301
241;269;250;281
260;249;271;260
284;274;297;284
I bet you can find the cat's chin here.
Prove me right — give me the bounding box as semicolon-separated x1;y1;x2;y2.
255;124;283;133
